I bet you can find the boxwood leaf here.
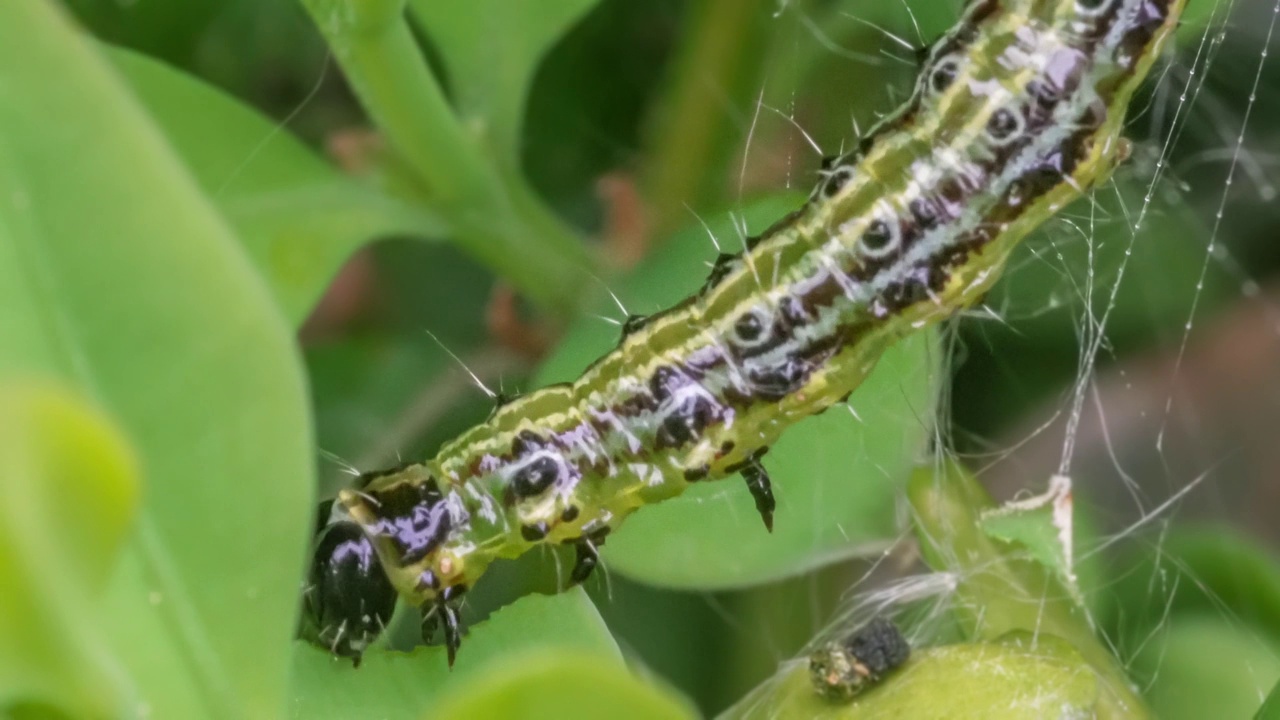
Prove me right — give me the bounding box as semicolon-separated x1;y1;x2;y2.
0;4;312;716
108;46;447;324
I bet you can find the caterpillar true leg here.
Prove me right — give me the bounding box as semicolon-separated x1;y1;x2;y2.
568;526;612;585
422;586;466;667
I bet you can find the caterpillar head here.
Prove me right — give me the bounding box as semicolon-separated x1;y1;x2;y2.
300;502;397;664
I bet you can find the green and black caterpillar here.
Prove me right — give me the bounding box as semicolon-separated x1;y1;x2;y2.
301;0;1186;665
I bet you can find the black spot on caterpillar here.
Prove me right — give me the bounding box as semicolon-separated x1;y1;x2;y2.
301;0;1186;666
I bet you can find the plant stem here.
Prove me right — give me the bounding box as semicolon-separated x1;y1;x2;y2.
642;0;771;239
300;0;592;318
907;460;1150;719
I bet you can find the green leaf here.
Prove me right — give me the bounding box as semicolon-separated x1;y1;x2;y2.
981;503;1069;582
979;475;1081;604
106;46;447;325
1102;528;1280;719
0;3;312;717
1105;527;1280;647
287;589;621;719
723;634;1098;720
907;462;1148;717
1259;678;1280;720
987;180;1229;354
433;651;698;720
536;195;938;589
1135;614;1280;720
409;0;600;163
0;383;139;718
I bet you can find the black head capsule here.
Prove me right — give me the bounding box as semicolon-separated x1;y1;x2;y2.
300;515;398;666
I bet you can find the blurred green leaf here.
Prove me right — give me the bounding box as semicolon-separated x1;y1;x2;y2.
63;0;225;66
723;635;1098;720
308;336;525;496
536;194;938;589
1103;527;1280;718
987;180;1228;353
0;3;312;716
409;0;600;163
1105;527;1280;651
956;175;1230;433
433;649;698;720
288;589;620;719
107;46;447;325
1180;0;1233;39
308;338;451;486
1259;679;1280;720
0;383;139;718
1135;614;1280;720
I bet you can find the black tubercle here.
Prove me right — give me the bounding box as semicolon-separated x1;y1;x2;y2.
504;430;577;506
511;454;561;498
522;521;550;542
986;107;1020;141
684;464;710;482
620;313;651;339
822;165;855;198
650;365;724;448
487;391;518;420
929;58;959;94
733;308;766;343
300;519;397;666
862;219;895;253
702;252;741;293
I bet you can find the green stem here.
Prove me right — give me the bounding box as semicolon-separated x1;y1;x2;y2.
300;0;591;318
907;460;1150;719
642;0;771;239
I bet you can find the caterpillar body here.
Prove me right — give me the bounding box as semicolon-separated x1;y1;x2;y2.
301;0;1186;664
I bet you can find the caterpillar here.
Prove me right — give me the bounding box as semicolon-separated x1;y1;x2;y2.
300;0;1187;665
